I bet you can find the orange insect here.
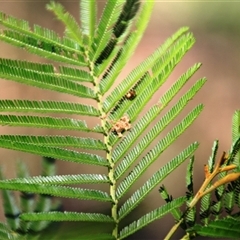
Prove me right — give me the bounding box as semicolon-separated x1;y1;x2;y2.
125;89;136;100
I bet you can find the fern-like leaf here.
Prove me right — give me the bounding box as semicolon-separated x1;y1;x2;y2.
232;110;240;142
91;0;125;62
110;65;205;155
0;223;20;240
0;11;84;56
0;1;207;239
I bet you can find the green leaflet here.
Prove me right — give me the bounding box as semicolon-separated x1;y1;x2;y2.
0;169;21;231
0;135;106;150
0;223;20;240
0;30;86;66
0;139;108;166
159;185;182;222
0;100;99;116
0;114;103;132
46;2;84;47
21;212;113;223
0;181;112;202
0;63;95;98
109;64;204;150
1;174;109;185
59;66;94;82
0;11;84;55
115;105;203;196
0;58;93;82
80;0;96;43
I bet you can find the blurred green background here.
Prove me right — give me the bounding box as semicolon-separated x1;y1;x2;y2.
0;1;240;239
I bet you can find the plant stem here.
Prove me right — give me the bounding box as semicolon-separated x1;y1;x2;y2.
86;51;119;239
164;152;238;239
164;219;183;240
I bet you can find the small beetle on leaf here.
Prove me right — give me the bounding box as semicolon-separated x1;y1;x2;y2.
125;89;136;100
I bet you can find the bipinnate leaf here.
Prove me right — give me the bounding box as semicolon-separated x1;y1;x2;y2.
0;30;86;66
91;0;125;62
159;185;182;222
115;105;203;180
232;111;240;141
0;0;207;239
0;11;85;62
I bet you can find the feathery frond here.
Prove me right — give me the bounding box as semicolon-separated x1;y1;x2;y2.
0;1;208;239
